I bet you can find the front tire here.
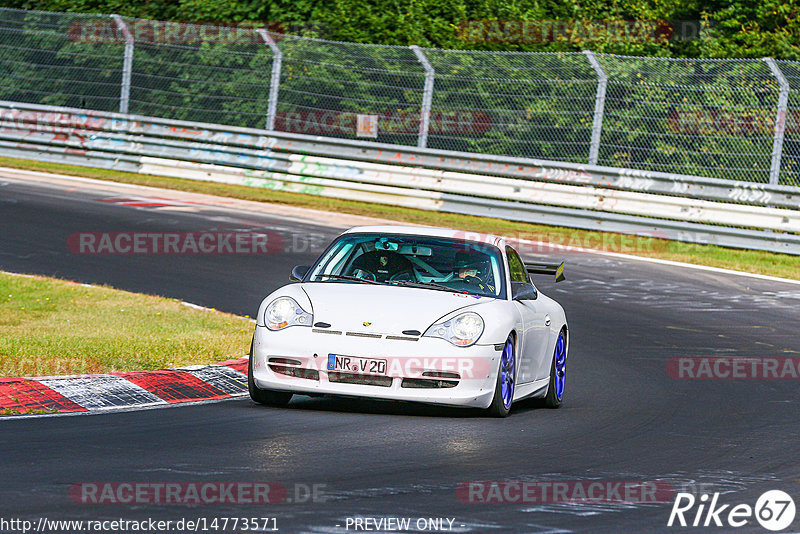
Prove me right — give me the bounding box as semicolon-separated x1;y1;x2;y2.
248;338;293;407
543;330;567;408
486;333;516;418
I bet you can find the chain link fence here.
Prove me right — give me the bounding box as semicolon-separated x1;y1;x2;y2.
420;49;597;163
775;60;800;187
596;55;780;184
1;7;799;186
122;17;274;128
0;8;124;111
275;34;426;147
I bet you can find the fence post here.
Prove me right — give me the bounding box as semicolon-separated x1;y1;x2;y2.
110;15;133;114
257;29;282;131
410;45;434;149
763;57;789;185
583;50;607;166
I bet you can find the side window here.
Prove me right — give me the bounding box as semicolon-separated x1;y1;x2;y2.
506;247;530;284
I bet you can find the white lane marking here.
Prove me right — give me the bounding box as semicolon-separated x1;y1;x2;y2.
544;244;800;287
180;301;256;322
0;166;385;227
180;301;215;311
3;165;797;287
1;271;253;320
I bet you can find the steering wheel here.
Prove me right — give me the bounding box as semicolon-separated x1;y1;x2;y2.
389;269;415;282
454;275;494;294
350;250;415;283
354;269;377;282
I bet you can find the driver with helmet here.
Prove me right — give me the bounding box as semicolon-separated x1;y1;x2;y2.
453;252;495;293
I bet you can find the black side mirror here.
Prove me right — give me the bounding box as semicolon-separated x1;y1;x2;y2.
511;282;538;301
290;265;310;282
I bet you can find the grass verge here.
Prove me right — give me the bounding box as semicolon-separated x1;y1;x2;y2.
0;272;252;377
1;156;798;281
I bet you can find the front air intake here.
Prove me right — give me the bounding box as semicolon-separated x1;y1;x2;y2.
268;360;319;380
328;372;392;387
401;372;460;389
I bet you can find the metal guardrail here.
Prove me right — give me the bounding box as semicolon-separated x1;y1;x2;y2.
0;100;798;255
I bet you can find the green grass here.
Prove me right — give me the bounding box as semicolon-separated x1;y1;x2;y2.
0;272;253;377
0;407;55;416
2;156;798;281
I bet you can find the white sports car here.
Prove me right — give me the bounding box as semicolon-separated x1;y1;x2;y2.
248;225;568;417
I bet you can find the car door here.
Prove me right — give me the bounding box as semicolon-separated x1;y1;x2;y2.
507;247;551;383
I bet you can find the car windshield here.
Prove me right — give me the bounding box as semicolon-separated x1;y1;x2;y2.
307;233;506;299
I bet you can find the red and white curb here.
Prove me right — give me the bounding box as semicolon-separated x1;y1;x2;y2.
0;357;249;416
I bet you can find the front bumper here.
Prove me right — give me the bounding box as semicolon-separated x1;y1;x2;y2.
251;325;501;409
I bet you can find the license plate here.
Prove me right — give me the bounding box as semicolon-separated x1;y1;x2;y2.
327;354;387;375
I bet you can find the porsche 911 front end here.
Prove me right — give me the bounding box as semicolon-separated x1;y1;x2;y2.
250;283;511;409
248;225;568;417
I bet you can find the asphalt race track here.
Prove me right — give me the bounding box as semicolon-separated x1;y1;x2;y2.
1;170;800;533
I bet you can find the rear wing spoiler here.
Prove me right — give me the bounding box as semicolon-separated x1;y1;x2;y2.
526;261;566;283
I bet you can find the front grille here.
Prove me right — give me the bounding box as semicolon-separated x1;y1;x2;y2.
313;328;342;335
384;336;419;341
345;332;382;339
328;372;392;387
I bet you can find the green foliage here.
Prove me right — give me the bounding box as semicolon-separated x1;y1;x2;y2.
4;0;800;59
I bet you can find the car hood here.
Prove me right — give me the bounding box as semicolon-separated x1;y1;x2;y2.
299;282;494;334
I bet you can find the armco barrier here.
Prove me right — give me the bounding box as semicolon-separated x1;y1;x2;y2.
0;100;799;255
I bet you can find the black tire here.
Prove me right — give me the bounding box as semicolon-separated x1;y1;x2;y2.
543;330;567;409
248;338;293;407
486;333;516;418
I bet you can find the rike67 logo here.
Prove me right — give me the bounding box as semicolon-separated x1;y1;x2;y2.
668;490;796;531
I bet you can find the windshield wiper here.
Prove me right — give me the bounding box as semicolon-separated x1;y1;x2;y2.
388;280;466;293
315;274;383;285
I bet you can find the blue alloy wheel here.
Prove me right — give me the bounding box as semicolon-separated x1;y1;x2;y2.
500;336;515;408
554;332;566;400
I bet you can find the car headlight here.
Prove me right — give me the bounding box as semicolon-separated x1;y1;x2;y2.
423;311;484;347
265;297;312;330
